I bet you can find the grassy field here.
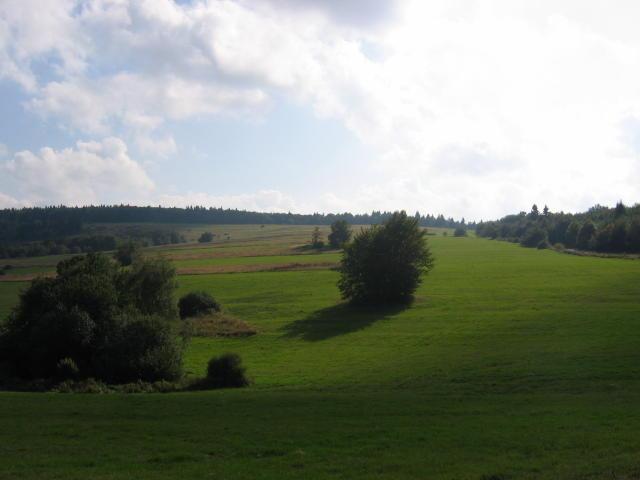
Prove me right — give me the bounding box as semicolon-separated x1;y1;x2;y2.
1;226;639;479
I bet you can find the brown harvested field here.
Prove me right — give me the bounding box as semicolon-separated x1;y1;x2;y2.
0;272;56;282
176;261;338;275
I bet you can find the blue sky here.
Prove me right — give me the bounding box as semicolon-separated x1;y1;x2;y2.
1;0;640;219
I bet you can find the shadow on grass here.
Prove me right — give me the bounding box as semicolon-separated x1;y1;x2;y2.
281;301;410;342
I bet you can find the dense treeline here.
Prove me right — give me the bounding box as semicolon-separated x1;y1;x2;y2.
0;205;470;258
0;231;186;259
476;202;640;253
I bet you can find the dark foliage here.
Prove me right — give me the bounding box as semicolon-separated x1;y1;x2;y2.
310;227;324;248
453;227;467;237
198;231;214;243
205;353;250;388
56;358;80;381
576;221;596;250
338;211;434;304
520;226;548;248
114;240;142;266
178;291;221;319
328;220;352;248
0;253;183;383
476;203;640;254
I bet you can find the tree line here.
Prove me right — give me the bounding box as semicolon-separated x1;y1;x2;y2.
476;202;640;253
0;205;471;243
0;205;470;259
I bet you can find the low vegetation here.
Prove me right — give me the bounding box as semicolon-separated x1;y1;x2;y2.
114;239;143;266
202;353;250;389
198;231;215;243
178;291;221;319
0;254;183;384
186;313;257;337
453;226;467;237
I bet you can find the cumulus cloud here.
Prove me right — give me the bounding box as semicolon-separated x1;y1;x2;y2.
3;137;154;205
0;192;22;208
2;0;640;217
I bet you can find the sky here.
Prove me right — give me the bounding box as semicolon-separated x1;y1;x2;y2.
1;0;640;221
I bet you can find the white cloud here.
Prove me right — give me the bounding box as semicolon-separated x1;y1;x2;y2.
0;191;22;209
158;189;296;212
2;0;640;217
3;137;154;205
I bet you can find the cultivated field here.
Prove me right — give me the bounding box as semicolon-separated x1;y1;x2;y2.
1;225;639;479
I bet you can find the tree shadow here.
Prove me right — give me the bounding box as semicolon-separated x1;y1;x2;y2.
281;301;411;342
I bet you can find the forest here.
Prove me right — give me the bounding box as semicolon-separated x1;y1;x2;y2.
476;202;640;253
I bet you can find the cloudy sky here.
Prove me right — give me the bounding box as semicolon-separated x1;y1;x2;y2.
1;0;640;220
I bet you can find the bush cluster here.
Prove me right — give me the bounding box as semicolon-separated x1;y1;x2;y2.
0;253;183;384
178;291;221;319
198;232;215;243
204;353;250;388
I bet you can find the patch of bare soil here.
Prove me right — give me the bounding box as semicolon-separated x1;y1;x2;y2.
186;313;257;337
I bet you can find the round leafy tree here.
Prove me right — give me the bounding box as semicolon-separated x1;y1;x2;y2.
328;220;352;248
338;211;434;304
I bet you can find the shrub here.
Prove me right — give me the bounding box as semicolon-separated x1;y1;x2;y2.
205;353;250;388
453;227;467;237
198;232;214;243
536;240;549;249
114;240;142;266
178;291;221;319
338;211;434;304
56;358;80;380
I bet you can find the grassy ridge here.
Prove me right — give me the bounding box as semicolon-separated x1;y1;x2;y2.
0;230;639;478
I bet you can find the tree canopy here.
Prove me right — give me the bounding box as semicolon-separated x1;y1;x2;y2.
0;253;182;383
328;220;352;248
338;211;434;304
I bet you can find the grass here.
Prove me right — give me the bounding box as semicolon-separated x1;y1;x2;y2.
1;228;640;478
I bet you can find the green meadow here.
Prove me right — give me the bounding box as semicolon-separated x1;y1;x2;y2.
1;226;639;479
